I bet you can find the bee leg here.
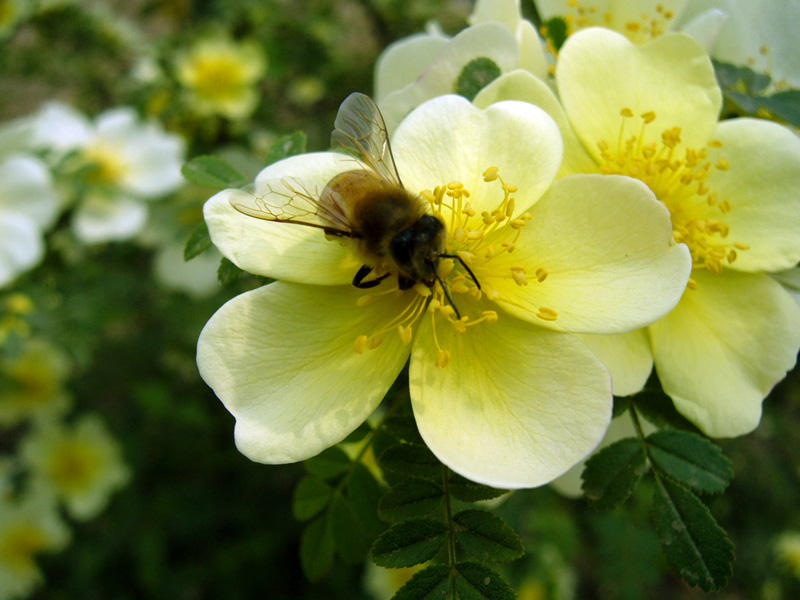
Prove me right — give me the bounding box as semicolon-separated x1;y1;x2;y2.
439;253;481;290
397;276;416;290
353;265;389;289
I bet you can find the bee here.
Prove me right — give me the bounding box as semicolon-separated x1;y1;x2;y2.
229;93;478;316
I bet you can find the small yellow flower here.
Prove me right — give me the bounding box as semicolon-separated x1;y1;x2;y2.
175;37;267;119
0;489;70;599
21;415;130;521
0;338;71;426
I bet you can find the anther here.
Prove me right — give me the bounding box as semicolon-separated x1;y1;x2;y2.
641;111;656;123
536;307;558;321
436;349;451;368
398;325;413;344
620;107;634;118
354;335;368;354
369;336;383;350
483;166;500;182
687;278;698;290
356;294;374;307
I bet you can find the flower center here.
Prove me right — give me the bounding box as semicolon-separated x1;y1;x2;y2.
541;1;675;54
353;168;543;367
83;143;129;185
596;109;748;289
0;523;49;572
189;55;247;102
47;443;100;493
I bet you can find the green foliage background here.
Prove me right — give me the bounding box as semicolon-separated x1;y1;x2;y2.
2;1;800;599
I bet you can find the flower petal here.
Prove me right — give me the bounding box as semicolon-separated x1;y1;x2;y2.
701;118;800;272
487;174;691;333
0;154;61;229
374;32;450;102
577;329;653;397
0;213;43;287
409;315;612;488
474;69;598;178
197;282;412;463
204;151;361;284
72;195;148;243
649;270;800;437
378;22;521;132
557;28;722;161
393;95;562;214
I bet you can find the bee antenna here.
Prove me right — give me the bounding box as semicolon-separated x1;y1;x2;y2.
438;253;481;290
433;270;462;321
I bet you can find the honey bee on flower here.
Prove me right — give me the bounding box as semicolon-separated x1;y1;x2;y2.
198;93;690;488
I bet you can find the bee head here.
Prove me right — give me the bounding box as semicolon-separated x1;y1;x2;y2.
389;215;446;284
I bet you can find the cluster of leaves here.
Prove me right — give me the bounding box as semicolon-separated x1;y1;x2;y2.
714;60;800;127
293;401;525;600
582;390;735;592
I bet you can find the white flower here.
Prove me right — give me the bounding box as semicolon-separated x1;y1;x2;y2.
198;95;689;488
21;415;130;521
32;102;185;243
0;488;70;600
0;154;60;287
375;0;548;132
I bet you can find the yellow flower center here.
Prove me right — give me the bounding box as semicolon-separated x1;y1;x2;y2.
0;523;48;572
46;442;100;494
597;109;748;289
353;168;549;367
83;144;129;185
188;55;248;103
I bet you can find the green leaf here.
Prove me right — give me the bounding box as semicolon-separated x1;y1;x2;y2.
582;438;647;510
304;445;351;479
371;518;448;568
347;463;385;538
292;476;333;521
330;493;368;563
378;479;444;523
452;509;524;563
652;476;734;591
342;421;372;444
181;155;246;189
217;257;243;285
299;514;335;582
378;444;441;481
265;131;308;166
183;222;213;261
448;472;508;502
543;17;569;52
647;430;733;494
631;389;701;433
391;565;451;600
454;562;515;600
455;57;502;101
763;90;800;127
382;414;424;445
612;396;631;418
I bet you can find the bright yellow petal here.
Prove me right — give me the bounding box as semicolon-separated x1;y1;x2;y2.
650;270;800;437
393;95;562;215
701;118;800;272
557;28;721;161
409;315;612;489
203;151;361;285
577;329;653;397
474;69;598;178
197;282;412;463
487;174;691;333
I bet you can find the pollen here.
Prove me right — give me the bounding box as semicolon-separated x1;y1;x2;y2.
597;110;749;285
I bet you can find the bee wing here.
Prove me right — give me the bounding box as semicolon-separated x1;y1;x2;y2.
228;177;353;235
331;93;404;187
